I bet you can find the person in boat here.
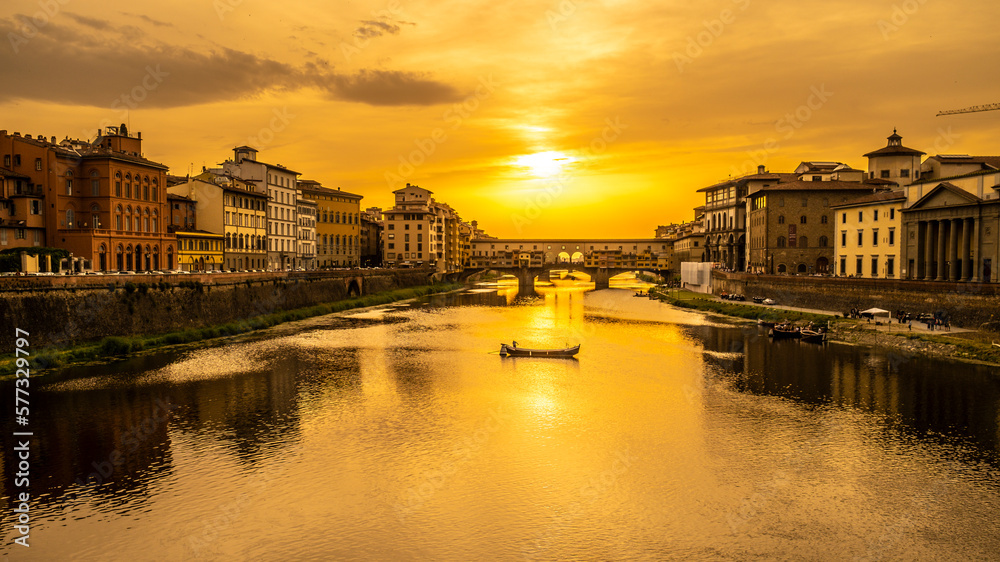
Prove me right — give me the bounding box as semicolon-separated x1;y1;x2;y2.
512;341;518;349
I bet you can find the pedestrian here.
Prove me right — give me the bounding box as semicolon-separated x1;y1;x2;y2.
908;322;912;331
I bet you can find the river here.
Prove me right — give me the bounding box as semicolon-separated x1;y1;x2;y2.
2;286;999;560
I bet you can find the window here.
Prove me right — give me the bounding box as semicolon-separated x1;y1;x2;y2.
30;200;40;215
840;257;846;275
777;236;786;248
873;209;879;221
841;231;847;246
821;215;828;224
872;229;879;246
13;155;20;166
871;257;879;277
2;155;8;166
91;171;100;196
880;170;890;178
778;215;785;225
842;213;846;224
858;211;863;222
900;169;910;178
35;158;41;171
65;171;73;195
779;197;784;207
857;231;863;245
856;257;863;275
887;257;895;276
819;235;828;247
890;208;895;220
800;216;807;224
811;175;821;182
66;208;74;228
15;228;25;240
801;197;808;207
888;229;895;245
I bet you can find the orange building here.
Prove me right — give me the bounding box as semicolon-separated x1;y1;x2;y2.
0;125;175;271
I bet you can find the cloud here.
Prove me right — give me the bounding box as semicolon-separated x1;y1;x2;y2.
353;18;415;39
0;15;458;108
323;70;462;106
121;12;174;27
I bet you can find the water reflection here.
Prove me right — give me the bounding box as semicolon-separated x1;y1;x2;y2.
2;286;998;560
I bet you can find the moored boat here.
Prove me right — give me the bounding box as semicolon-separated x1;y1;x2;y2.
500;343;581;358
757;319;777;328
799;329;825;343
769;325;801;339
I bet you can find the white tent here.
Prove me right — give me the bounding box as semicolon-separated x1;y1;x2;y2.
860;307;890;317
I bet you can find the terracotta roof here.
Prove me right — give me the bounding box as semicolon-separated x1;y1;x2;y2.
862;178;899;186
298;183;363;199
756;179;881;192
863;145;925;158
930;155;1000;169
908;167;1000;186
830;190;906;208
0;168;31;179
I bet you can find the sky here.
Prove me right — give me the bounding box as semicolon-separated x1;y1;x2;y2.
2;0;1000;238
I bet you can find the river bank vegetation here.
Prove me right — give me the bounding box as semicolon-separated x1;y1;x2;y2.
1;282;463;378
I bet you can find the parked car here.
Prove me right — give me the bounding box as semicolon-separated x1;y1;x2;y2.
763;298;776;305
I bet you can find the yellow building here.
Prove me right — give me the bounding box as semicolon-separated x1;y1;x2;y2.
832;191;906;278
175;230;224;271
299;180;363;268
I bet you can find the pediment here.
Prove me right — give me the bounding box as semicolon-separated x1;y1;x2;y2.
909;182;980;210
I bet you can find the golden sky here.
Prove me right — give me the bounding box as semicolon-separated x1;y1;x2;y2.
2;0;999;238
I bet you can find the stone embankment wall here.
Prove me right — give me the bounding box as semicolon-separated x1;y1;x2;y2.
0;269;432;348
711;271;1000;329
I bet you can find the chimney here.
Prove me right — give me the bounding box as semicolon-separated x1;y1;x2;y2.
51;136;56;144
757;165;766;174
13;132;20;136
25;134;31;139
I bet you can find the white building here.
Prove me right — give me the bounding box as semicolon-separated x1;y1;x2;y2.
220;146;300;270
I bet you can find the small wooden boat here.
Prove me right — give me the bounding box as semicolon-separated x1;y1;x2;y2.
799;329;825;343
757;319;777;328
499;343;580;358
993;341;1000;349
769;325;801;339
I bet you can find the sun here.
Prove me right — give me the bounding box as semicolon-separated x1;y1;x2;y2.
514;151;575;178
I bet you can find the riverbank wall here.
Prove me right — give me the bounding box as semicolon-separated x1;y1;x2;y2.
711;271;1000;329
0;269;432;349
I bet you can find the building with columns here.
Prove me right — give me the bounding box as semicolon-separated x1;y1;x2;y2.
901;178;1000;283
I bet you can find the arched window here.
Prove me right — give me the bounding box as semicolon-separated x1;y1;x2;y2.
115;172;122;197
66;208;75;228
800;215;807;224
777;263;787;273
151;209;157;233
65;170;73;195
819;235;828;247
115;205;123;230
797;264;807;273
799;236;808;248
151;178;158;202
778;215;785;225
777;236;786;248
143;208;150;232
91;203;100;229
336;212;341;224
820;215;828;224
225;233;231;249
143;177;150;201
125;206;132;231
90;170;100;196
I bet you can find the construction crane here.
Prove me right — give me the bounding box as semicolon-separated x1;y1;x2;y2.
937;103;1000;116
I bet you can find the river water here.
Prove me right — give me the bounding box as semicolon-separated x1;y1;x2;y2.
2;286;999;560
